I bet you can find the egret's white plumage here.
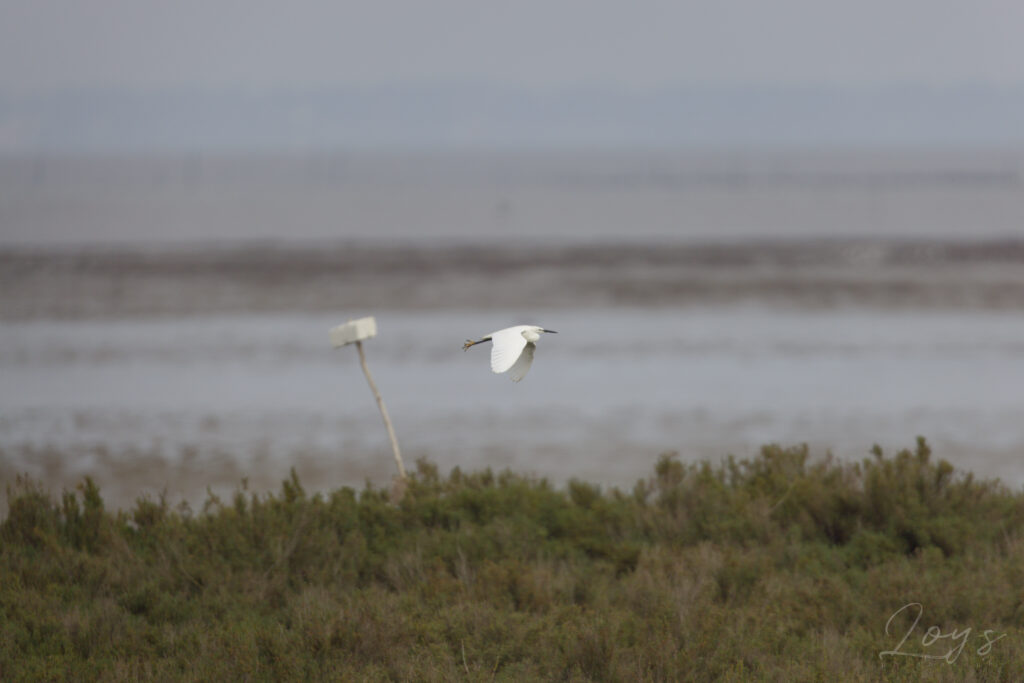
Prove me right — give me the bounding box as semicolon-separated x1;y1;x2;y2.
463;325;557;382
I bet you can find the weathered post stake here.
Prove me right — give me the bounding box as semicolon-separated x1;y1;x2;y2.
329;316;406;480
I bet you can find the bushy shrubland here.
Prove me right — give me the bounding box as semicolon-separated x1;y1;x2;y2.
2;438;1022;681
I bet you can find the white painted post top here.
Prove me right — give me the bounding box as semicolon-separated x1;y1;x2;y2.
329;316;378;348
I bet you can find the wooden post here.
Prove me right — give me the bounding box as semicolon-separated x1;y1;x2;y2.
355;339;406;480
330;316;407;483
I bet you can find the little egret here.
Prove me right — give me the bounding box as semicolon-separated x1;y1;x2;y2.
463;325;557;382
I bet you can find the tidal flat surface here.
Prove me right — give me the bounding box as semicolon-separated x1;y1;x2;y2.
2;150;1023;508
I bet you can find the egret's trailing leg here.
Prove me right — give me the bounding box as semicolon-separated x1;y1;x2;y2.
463;336;491;351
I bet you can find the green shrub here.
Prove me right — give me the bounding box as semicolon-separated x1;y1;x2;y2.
2;439;1022;680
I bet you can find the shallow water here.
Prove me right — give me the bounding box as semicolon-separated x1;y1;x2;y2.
3;307;1023;508
3;150;1023;247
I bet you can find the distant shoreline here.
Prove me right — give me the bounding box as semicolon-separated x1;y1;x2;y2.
5;237;1024;319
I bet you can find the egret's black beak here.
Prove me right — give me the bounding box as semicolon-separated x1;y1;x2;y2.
543;329;558;334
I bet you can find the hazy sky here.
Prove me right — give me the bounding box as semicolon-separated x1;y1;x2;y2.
2;0;1023;92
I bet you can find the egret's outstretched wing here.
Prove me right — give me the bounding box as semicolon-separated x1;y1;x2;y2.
489;328;529;374
506;342;535;382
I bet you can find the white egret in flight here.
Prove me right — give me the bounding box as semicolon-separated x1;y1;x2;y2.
463;325;557;382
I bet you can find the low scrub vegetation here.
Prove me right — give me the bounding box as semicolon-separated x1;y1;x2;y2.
2;438;1023;681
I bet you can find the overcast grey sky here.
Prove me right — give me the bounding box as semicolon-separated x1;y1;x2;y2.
2;0;1023;92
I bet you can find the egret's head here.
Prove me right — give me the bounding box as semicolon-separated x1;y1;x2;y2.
522;327;556;343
